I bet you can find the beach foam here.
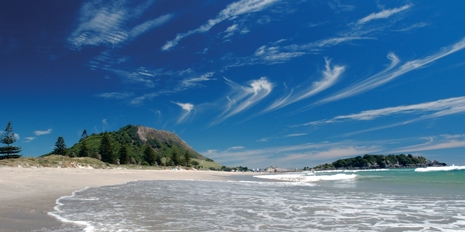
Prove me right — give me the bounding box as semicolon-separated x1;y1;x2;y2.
48;179;465;231
254;173;357;182
415;165;465;172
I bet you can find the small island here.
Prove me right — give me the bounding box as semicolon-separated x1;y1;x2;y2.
310;154;447;171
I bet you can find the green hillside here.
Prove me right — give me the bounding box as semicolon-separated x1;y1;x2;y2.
53;125;213;167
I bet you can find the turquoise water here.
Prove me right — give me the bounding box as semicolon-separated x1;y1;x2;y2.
48;167;465;231
317;168;465;196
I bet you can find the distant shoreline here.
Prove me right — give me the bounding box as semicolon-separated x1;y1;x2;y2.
0;167;255;232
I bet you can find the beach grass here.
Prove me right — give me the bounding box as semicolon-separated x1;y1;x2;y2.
0;155;225;170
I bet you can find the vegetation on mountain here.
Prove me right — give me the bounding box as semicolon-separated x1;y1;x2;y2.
60;125;213;167
99;132;118;164
311;154;447;170
0;122;21;160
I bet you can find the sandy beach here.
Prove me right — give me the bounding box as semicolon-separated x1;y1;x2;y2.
0;167;255;232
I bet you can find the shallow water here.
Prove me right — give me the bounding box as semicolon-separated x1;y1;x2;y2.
49;168;465;231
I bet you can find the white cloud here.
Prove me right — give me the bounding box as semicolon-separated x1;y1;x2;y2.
394;135;465;153
174;102;194;123
395;22;428;32
130;14;174;38
227;146;245;150
162;0;278;51
300;36;375;50
213;77;273;124
97;92;134;100
34;129;52;136
23;137;35;143
254;45;306;63
68;0;173;50
317;37;465;105
265;58;344;112
181;72;215;88
357;4;412;25
119;67;158;88
301;96;465;126
226;36;373;69
284;133;307;137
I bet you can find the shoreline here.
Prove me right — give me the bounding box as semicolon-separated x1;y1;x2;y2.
0;167;256;232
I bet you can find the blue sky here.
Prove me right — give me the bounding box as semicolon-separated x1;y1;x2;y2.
1;0;465;168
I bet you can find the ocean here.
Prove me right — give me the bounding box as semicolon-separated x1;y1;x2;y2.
47;166;465;231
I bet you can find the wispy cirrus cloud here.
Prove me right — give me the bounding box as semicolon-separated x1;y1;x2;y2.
162;0;278;51
221;24;250;39
181;72;215;88
257;132;307;142
130;92;163;105
284;133;307;137
213;77;273;124
393;134;465;153
224;36;373;69
97;91;134;100
301;97;465;127
264;58;344;112
316;37;465;105
394;22;428;32
173;102;194;124
68;0;173;50
357;4;412;25
227;146;245;150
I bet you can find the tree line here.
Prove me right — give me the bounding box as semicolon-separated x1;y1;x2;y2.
50;130;193;167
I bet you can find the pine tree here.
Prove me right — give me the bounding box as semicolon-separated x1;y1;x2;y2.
80;129;88;142
78;140;89;157
0;122;21;158
99;132;116;164
184;150;191;167
143;145;156;166
53;136;67;156
118;142;129;164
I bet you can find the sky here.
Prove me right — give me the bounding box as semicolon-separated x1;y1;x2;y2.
1;0;465;168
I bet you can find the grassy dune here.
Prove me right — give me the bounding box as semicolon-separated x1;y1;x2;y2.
0;155;222;170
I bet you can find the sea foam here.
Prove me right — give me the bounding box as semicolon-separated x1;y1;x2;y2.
254;173;356;182
48;179;465;231
415;165;465;172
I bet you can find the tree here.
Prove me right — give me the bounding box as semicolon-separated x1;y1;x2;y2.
184;150;191;167
80;129;88;141
78;140;89;157
119;142;130;165
143;145;156;166
99;132;117;164
172;151;179;166
53;136;67;156
0;122;21;158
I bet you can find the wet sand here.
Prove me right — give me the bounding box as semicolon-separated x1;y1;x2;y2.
0;167;254;232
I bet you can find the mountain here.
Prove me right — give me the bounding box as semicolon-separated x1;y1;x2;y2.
66;125;210;165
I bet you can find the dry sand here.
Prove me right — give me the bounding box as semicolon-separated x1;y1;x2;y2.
0;167;255;232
